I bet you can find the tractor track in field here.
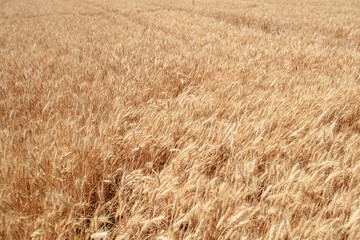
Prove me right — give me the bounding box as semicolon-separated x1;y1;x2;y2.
71;0;360;83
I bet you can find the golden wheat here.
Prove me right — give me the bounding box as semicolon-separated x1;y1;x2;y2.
1;0;360;239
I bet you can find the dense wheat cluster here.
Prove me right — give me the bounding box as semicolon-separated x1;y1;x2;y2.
1;0;360;239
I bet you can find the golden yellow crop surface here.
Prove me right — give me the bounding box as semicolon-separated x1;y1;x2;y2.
1;0;360;239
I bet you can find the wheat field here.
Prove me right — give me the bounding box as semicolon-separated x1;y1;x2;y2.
1;0;360;239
